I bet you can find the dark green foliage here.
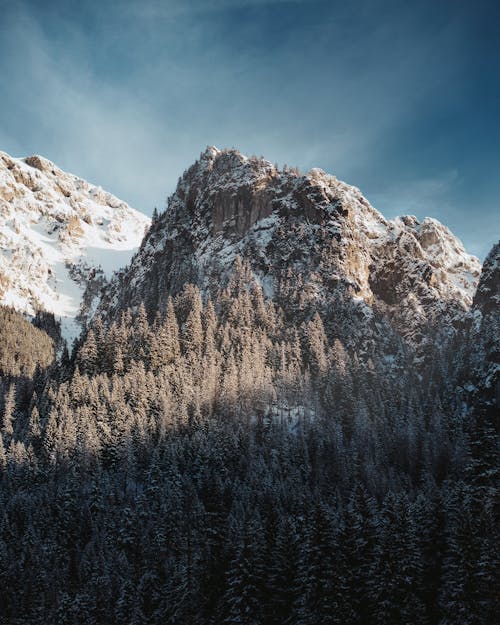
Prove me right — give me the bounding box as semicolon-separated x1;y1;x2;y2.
0;306;54;377
0;266;497;625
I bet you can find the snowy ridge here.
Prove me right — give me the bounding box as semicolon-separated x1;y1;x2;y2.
0;151;150;340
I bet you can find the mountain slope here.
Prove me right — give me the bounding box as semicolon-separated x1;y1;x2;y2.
463;242;500;413
0;305;54;377
100;147;480;355
0;151;150;340
1;148;497;625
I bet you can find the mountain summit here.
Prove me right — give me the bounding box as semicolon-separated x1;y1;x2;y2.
0;150;150;339
100;147;481;352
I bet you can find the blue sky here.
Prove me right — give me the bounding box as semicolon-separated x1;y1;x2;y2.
0;0;498;258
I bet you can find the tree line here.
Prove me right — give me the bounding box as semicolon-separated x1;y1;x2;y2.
0;261;497;625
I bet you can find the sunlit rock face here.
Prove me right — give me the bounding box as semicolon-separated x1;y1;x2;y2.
100;147;480;363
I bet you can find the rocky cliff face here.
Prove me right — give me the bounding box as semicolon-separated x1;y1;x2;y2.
100;147;480;356
462;242;500;412
473;242;500;315
0;150;150;340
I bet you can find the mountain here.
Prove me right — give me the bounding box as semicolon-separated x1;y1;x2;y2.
0;150;150;340
473;241;500;315
99;147;480;359
461;242;500;414
1;146;498;625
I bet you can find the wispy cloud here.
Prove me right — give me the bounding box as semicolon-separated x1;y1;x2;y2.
4;0;439;208
0;5;183;209
371;170;460;218
121;0;310;19
0;0;497;258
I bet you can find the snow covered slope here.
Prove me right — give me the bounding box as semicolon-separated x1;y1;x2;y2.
0;151;150;340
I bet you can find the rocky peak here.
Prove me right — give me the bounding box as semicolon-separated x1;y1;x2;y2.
99;148;480;358
171;147;278;238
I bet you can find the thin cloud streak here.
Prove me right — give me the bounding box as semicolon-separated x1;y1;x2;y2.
122;0;311;18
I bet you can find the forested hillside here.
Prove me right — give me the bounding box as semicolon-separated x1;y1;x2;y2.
0;259;497;625
0;306;54;377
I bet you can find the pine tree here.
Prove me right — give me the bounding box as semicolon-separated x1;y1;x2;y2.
183;301;203;358
305;313;329;378
42;408;58;465
266;516;301;625
2;383;16;440
28;405;42;446
342;485;377;624
163;297;181;364
223;514;266;625
0;432;6;471
79;329;98;376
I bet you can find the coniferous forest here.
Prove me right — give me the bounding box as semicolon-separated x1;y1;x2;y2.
1;0;499;621
0;260;497;625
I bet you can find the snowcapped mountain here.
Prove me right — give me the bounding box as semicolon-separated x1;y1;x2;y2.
0;150;150;340
100;147;481;356
0;145;485;359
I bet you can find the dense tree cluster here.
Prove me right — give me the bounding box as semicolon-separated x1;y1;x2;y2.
0;263;497;625
0;306;54;378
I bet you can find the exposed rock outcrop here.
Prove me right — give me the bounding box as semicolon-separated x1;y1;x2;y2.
100;147;480;358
